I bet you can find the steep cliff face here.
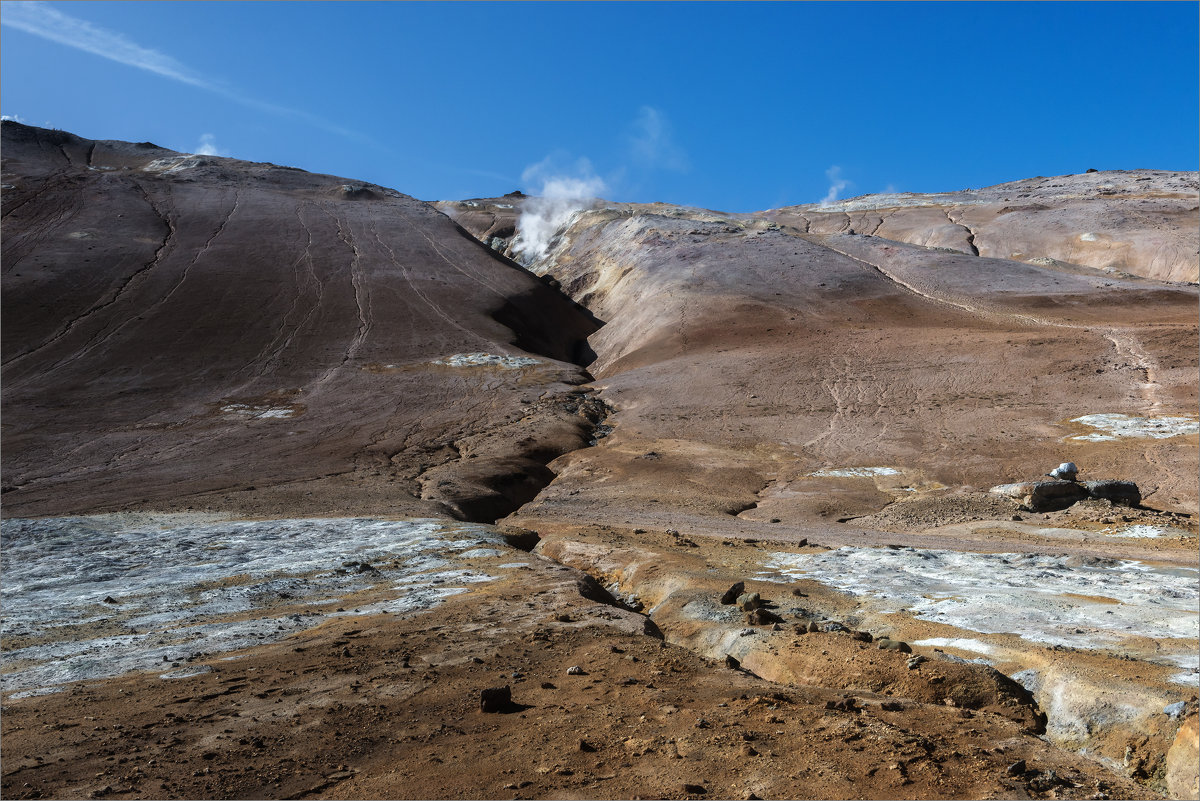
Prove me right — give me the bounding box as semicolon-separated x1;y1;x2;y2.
1;122;601;520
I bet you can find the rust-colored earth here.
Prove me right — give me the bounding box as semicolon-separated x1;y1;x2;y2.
3;121;1197;799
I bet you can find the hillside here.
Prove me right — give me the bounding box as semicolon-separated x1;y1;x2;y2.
3;123;1198;800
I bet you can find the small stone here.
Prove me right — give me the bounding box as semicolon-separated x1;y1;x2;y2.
740;743;758;757
747;608;783;626
720;582;746;604
682;783;707;794
566;665;586;676
540;682;556;689
1029;770;1061;791
736;592;763;611
1163;701;1186;719
102;596;118;605
806;620;820;633
725;654;741;670
820;621;847;633
1048;462;1078;481
579;739;597;752
850;630;873;642
1005;760;1027;777
554;613;572;622
906;656;926;670
694;718;711;729
480;685;512;713
877;639;912;653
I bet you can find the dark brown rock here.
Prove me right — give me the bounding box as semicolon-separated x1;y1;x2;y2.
480;685;512;713
719;582;745;604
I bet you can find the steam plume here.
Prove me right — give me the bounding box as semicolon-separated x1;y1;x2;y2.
820;165;851;206
194;133;223;156
513;157;606;263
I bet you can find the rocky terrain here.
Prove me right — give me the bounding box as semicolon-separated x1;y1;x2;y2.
2;121;1198;800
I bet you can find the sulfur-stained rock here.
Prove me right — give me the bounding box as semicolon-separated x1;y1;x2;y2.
1166;714;1199;800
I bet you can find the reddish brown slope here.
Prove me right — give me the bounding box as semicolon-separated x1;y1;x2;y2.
1;122;600;520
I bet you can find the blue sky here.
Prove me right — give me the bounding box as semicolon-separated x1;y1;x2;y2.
2;1;1196;211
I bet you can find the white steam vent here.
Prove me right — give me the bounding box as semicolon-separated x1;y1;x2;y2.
513;157;606;263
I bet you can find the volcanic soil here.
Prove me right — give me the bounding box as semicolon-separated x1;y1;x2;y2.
3;121;1198;800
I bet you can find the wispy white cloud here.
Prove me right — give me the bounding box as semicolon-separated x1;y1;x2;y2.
0;1;371;145
820;165;851;206
193;133;224;156
1;113;29;123
1;1;213;89
627;106;689;172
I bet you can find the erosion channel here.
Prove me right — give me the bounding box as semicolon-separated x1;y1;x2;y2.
2;121;1197;800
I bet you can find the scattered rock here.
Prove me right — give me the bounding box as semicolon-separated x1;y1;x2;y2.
820;621;847;633
1006;759;1027;776
806;621;820;633
1048;462;1078;481
579;739;597;752
682;783;708;794
850;630;873;643
566;665;586;676
825;697;859;713
720;582;745;604
1084;480;1141;506
877;639;912;653
1029;769;1064;792
906;655;926;670
725;654;741;670
102;596;118;605
747;608;783;626
1164;701;1187;719
479;685;511;713
736;592;763;611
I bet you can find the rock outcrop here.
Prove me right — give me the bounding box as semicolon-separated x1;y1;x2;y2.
990;479;1141;512
765;171;1200;283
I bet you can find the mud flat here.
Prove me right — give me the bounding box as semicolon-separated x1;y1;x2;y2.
0;513;1162;801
